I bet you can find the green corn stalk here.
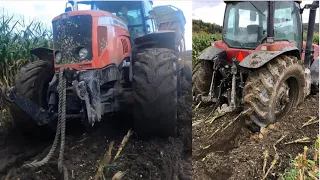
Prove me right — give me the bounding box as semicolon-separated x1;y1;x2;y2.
0;10;52;89
192;32;222;67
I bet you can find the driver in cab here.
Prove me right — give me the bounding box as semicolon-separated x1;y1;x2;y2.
118;6;135;26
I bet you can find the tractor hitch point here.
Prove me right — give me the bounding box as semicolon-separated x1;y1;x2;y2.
1;86;54;126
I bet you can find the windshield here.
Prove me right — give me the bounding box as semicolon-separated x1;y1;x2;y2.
223;1;268;49
76;1;143;27
75;1;146;44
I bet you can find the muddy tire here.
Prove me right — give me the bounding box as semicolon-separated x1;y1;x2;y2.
192;60;213;96
243;55;305;128
132;48;178;137
10;59;54;135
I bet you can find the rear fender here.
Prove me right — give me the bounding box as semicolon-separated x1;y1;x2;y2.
30;47;54;61
133;31;176;51
239;46;300;69
197;46;226;61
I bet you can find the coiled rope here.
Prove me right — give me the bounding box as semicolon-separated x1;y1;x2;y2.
23;68;68;180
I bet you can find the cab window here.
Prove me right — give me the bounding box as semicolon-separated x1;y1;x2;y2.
274;1;302;50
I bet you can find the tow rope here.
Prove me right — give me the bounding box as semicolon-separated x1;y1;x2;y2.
23;68;68;180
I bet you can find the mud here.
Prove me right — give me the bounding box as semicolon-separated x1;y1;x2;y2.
193;94;319;180
0;77;192;180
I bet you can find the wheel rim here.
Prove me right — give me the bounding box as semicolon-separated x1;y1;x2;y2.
275;81;290;117
275;82;292;116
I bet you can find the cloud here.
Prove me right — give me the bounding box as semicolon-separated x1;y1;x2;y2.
0;1;65;30
192;2;225;25
192;1;223;10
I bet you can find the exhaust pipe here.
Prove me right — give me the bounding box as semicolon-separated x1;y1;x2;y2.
304;1;319;68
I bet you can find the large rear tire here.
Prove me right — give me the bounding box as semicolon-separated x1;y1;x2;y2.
10;59;54;135
132;48;178;137
242;55;305;128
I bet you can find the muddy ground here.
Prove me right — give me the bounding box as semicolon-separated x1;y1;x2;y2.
192;94;319;180
0;77;192;180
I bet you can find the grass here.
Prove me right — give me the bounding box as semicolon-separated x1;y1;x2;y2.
280;137;319;180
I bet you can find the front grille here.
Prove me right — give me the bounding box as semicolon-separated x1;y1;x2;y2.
52;15;93;65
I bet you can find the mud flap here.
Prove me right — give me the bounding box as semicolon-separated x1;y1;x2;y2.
310;58;319;87
304;68;312;98
30;47;54;61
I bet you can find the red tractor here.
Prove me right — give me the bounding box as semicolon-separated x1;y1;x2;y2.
1;0;189;137
193;1;319;130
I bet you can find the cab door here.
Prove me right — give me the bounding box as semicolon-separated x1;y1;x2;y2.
142;1;156;33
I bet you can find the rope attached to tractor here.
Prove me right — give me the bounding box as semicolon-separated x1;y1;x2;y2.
23;69;68;180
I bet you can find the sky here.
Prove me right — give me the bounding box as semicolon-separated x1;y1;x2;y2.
193;0;320;26
0;0;192;50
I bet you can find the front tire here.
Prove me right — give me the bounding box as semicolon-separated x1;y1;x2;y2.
132;48;178;137
242;55;305;128
10;59;54;135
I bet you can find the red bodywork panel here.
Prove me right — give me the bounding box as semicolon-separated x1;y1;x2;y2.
53;10;131;72
213;40;319;63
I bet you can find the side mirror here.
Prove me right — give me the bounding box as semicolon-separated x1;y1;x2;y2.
146;10;156;19
68;0;74;6
65;7;72;12
148;10;156;16
301;2;319;14
250;11;257;21
65;2;73;12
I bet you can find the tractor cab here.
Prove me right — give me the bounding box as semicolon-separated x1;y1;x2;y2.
223;1;303;51
65;0;156;41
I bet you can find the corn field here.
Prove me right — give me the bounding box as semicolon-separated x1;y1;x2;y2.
0;11;52;110
0;12;52;89
192;32;221;65
193;32;320;67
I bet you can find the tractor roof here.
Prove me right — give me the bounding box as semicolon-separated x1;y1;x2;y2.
71;0;153;13
71;0;153;5
223;0;301;3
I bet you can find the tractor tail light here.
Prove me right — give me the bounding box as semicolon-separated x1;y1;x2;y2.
97;26;108;56
237;51;244;62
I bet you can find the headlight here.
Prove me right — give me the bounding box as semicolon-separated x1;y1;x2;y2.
79;48;88;60
55;52;61;63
